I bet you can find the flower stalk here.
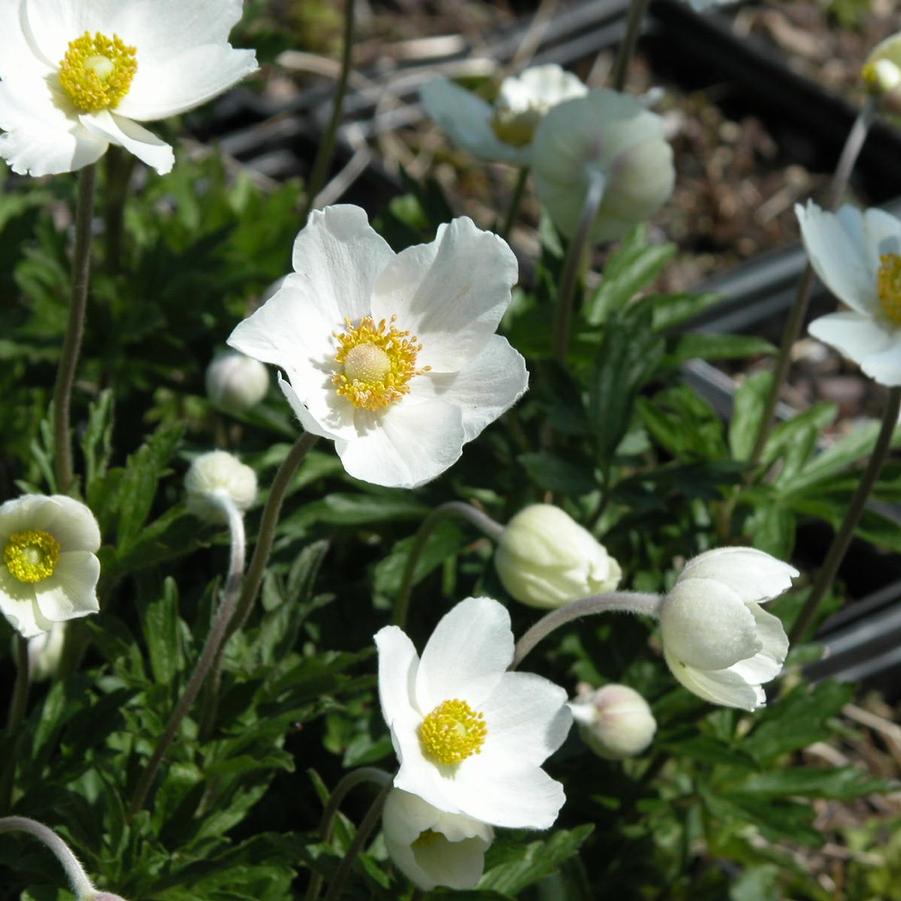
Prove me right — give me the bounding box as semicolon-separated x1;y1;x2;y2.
790;386;901;642
53;164;97;494
299;0;356;226
512;591;662;669
0;637;31;812
128;493;247;817
611;0;651;91
500;166;530;239
392;501;505;628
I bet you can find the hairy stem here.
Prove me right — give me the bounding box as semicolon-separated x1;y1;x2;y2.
500;167;530;240
53;165;97;494
512;591;662;669
611;0;650;91
128;495;246;817
790;386;901;642
392;501;505;628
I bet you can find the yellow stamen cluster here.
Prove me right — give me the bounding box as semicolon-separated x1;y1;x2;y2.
418;698;487;766
877;253;901;326
332;315;428;411
4;530;61;584
412;829;442;849
58;32;137;113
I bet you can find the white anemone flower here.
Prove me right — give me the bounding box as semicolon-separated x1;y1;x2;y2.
382;788;493;891
531;89;675;242
375;596;572;829
659;548;796;711
0;0;258;177
797;202;901;386
228;205;528;489
0;495;101;639
420;63;587;165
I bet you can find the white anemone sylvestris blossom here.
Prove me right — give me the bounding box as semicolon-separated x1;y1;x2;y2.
0;0;258;177
494;504;622;609
420;63;587;165
531;89;675;242
659;548;796;711
383;788;493;891
228;205;528;489
797;202;901;387
0;495;101;639
375;596;572;829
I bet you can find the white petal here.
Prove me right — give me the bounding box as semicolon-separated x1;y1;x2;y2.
0;78;107;176
808;311;896;375
410;834;488;890
44;495;101;552
79;111;172;174
477;671;572;767
278;374;356;443
334;398;465;489
660;577;762;670
679;547;798;605
371;218;518;372
375;625;421;729
33;551;100;621
420;78;528;164
0;495;58;541
413;335;528;441
0;569;44;638
0;1;52;80
414;597;513;713
796;202;876;315
451;764;565;829
862;206;901;274
860;338;901;387
291;205;394;322
116;45;258;121
665;649;765;711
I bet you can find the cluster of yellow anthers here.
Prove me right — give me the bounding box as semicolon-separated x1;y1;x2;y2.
332;315;429;411
3;530;61;584
58;32;138;113
877;253;901;325
417;698;488;766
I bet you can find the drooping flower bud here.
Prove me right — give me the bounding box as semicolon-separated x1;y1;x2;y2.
659;547;796;711
494;504;621;609
862;32;901;112
206;350;270;412
531;89;675;242
27;621;67;681
570;683;656;759
382;788;493;891
184;451;257;524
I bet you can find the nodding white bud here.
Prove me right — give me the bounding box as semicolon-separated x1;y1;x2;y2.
570;683;656;760
862;32;901;110
184;451;257;523
206;351;270;412
494;504;621;609
26;621;67;681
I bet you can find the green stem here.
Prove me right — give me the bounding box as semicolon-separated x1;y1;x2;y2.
299;0;356;226
53;164;97;494
0;637;30;812
512;591;661;669
499;167;530;240
102;147;135;273
392;501;505;629
304;768;393;901
128;495;246;818
747;98;877;470
611;0;650;91
552;171;605;363
790;386;901;642
323;781;391;901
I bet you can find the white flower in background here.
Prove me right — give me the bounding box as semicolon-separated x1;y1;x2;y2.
229;205;528;489
420;63;587;165
185;450;257;524
532;89;675;242
26;620;67;681
494;504;622;609
375;596;571;829
0;0;258;176
383;788;493;891
0;495;100;639
206;350;270;412
797;202;901;387
570;683;656;760
659;548;796;711
862;32;901;102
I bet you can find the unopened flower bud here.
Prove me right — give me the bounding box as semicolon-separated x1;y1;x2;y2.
862;33;901;103
206;350;269;412
26;621;66;681
494;504;621;609
184;451;257;523
570;683;656;759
